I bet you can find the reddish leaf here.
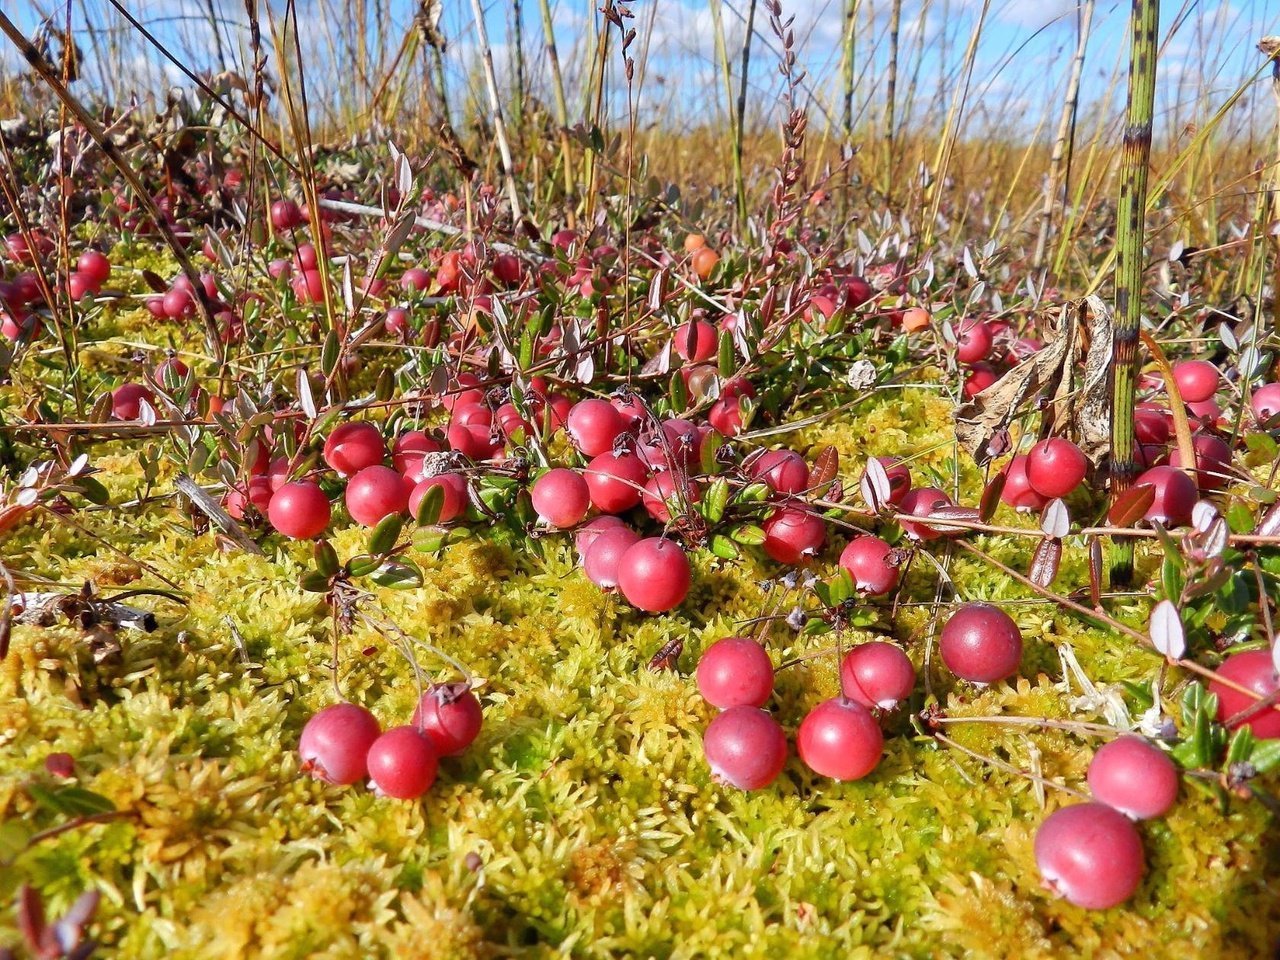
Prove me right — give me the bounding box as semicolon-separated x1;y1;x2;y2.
1088;536;1103;608
1256;502;1280;538
1030;538;1062;587
1108;484;1156;527
17;885;45;952
140;269;167;294
979;471;1006;522
810;445;839;491
921;505;980;535
648;637;683;672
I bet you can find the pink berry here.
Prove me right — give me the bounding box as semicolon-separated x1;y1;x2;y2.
584;451;647;513
963;362;998;399
409;473;467;524
750;449;809;495
575;516;628;560
411;682;483;756
1035;803;1145;909
162;286;194;319
641;418;702;472
939;602;1023;684
617;538;691;612
696;637;774;709
641;472;697;523
1251;382;1280;424
292;269;325;303
67;272;95;300
1168;432;1232;492
762;507;826;564
582;526;641;588
268;481;331;539
1087;736;1178;820
111;382;153;420
531;468;591;528
838;535;901;595
1135;403;1171;445
225;476;273;520
840;642;915;709
77;250;111;288
955;319;993;364
703;706;788;790
1210;650;1280;739
154;357;189;387
877;456;912;506
1026;438;1088;499
1133;465;1197;527
299;703;381;785
566;398;625;457
1000;454;1049;512
673;318;718;362
323;422;385;476
271;199;304;231
385;307;410;337
1172;360;1219;404
898;486;953;541
392;430;442;481
345;465;410;527
366;726;439;799
707;395;747;436
401;267;432;292
797;697;884;781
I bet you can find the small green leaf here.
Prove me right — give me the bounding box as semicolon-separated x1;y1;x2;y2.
828;569;855;604
28;785;115;816
299;571;332;593
1160;553;1183;604
709;534;739;559
414;482;445;526
370;560;424;589
71;475;111;505
703;478;730;523
1225;502;1254;534
346;554;382;578
729;524;766;545
717;328;735;378
320;329;341;376
739;482;770;503
1226;726;1256;767
413;530;447;554
368;514;404;556
669;370;688;412
1248;738;1280;774
313;540;339;577
700;428;723;475
0;820;31;866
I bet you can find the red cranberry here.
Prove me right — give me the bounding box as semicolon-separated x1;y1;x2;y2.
1000;455;1049;512
1172;359;1219;403
877;456;912;506
531;468;591;528
584;451;647;513
366;726;439;799
673;319;718;362
1087;735;1179;820
270;199;305;231
703;706;788;790
1251;382;1280;424
111;383;154;420
268;481;331;539
641;471;698;523
566;399;625;457
838;535;901;595
575;516;628;560
345;465;410;527
1035;803;1145;909
696;637;774;709
1133;465;1197;527
617;538;691;612
1210;650;1280;739
1168;432;1232;492
955;319;993;364
840;642;915;710
898;486;953;541
750;449;809;495
323;422;385;476
1026;437;1088;499
939;602;1023;684
409;473;467;524
762;507;826;564
299;703;381;785
1135;403;1171;445
797;697;883;781
392;430;442;481
412;682;483;755
583;526;641;588
963;362;998;399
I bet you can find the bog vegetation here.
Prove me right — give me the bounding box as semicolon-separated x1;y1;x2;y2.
1;1;1280;957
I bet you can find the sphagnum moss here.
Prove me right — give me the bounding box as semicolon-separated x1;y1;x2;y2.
2;380;1279;959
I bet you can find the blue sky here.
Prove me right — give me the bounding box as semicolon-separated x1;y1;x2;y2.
3;0;1278;141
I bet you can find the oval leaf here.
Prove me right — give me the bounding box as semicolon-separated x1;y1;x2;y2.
1150;599;1186;660
1109;483;1156;527
1030;537;1062;587
368;513;404;556
1039;499;1070;539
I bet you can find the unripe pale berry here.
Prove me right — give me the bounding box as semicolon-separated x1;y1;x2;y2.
299;703;381;785
797;697;884;781
268;481;331;539
1210;650;1280;739
531;468;591;528
840;642;915;709
1026;438;1088;499
696;637;774;709
366;726;439;799
838;535;901;595
1034;803;1145;909
1087;736;1179;820
344;465;410;527
939;602;1023;684
412;682;483;755
617;538;691;612
703;706;788;790
323;422;385;476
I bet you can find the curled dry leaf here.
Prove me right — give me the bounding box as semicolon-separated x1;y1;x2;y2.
954;295;1113;464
